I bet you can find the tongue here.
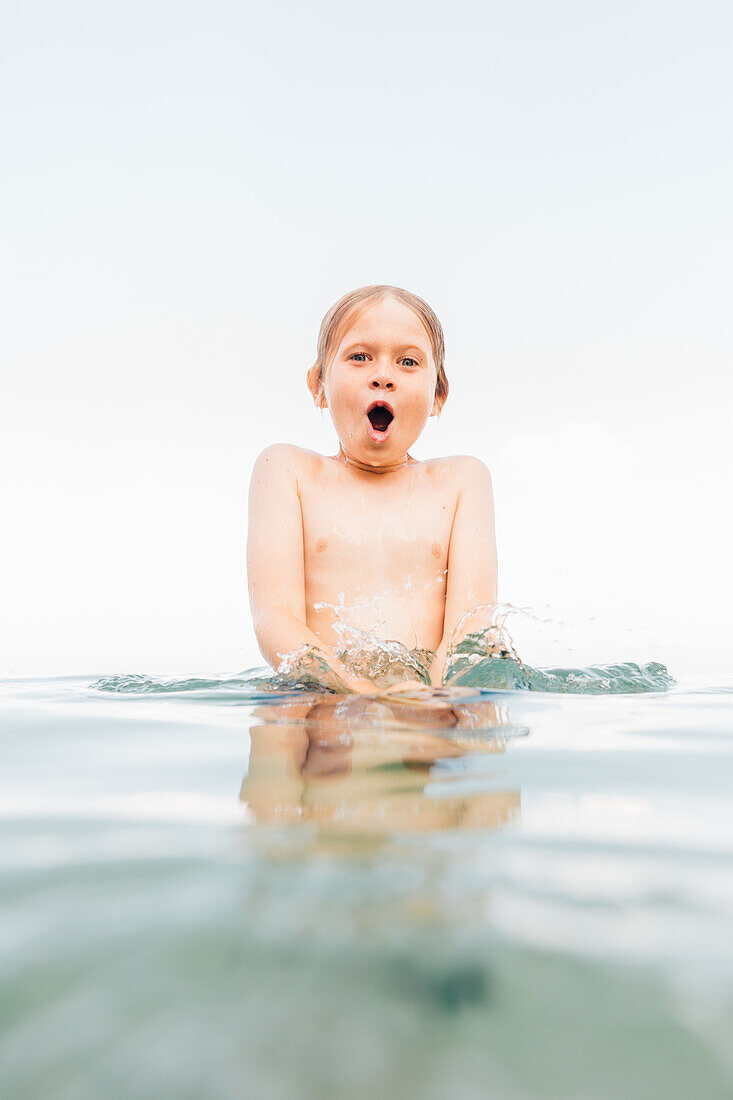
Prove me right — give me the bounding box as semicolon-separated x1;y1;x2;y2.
368;407;393;432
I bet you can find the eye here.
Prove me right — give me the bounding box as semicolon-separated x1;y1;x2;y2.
347;352;420;367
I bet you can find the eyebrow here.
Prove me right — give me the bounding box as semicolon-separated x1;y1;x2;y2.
342;341;426;356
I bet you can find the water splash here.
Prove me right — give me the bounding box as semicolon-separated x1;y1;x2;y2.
89;597;672;698
446;652;674;694
91;644;673;698
332;627;433;689
88;669;295;699
442;607;674;693
445;604;524;670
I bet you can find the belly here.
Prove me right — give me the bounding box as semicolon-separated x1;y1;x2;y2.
304;553;447;654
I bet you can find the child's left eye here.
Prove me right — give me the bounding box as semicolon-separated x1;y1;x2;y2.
348;353;419;367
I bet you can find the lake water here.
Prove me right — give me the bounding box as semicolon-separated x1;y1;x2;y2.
2;670;733;1098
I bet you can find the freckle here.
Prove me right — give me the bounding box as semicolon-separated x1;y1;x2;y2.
316;537;328;553
431;541;442;558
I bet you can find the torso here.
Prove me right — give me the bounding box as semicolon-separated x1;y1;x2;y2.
292;448;460;654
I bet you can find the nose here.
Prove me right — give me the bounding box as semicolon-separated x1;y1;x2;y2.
369;364;395;391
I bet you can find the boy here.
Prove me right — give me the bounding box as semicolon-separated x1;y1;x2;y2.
246;285;498;694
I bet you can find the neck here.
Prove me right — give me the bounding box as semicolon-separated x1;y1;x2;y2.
337;445;412;474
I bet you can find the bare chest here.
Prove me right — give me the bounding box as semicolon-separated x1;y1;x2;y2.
296;463;457;649
301;477;452;572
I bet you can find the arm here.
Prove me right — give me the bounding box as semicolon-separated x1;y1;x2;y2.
430;457;499;686
246;445;376;693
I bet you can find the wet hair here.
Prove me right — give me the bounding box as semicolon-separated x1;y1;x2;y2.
307;284;448;410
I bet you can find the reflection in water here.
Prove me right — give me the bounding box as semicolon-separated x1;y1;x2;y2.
4;677;732;1099
240;693;524;838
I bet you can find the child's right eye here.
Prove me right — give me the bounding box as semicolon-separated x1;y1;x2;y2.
349;353;368;362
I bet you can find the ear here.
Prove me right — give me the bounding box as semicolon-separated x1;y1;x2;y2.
306;366;328;409
430;393;445;417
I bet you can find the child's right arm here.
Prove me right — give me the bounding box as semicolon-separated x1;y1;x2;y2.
246;445;376;694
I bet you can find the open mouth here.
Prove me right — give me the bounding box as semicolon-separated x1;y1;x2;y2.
366;401;394;436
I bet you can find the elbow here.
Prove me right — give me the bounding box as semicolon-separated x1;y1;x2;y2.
250;605;309;670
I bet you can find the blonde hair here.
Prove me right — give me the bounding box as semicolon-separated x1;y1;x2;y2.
307;284;448;410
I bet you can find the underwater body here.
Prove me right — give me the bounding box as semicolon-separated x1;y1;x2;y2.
2;635;733;1099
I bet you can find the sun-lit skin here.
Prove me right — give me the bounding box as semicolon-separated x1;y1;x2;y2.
247;294;498;694
317;297;440;468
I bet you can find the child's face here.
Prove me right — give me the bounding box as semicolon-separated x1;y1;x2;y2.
320;297;440;466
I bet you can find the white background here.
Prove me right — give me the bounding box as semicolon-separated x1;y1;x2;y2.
2;0;731;681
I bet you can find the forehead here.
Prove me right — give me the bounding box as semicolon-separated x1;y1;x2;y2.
336;299;432;355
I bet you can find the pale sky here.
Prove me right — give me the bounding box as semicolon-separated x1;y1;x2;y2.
2;0;731;681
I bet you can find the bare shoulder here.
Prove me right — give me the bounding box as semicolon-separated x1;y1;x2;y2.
250;443;325;486
252;443;308;472
422;454;493;492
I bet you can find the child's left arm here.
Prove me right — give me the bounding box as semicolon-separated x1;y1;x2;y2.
430;457;498;687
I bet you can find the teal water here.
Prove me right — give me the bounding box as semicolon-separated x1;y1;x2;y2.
91;655;675;697
2;668;733;1098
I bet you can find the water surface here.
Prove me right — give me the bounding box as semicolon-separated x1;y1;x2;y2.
2;670;732;1099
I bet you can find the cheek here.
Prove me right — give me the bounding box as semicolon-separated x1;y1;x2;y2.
324;367;354;409
328;385;355;418
406;383;435;421
324;381;360;433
